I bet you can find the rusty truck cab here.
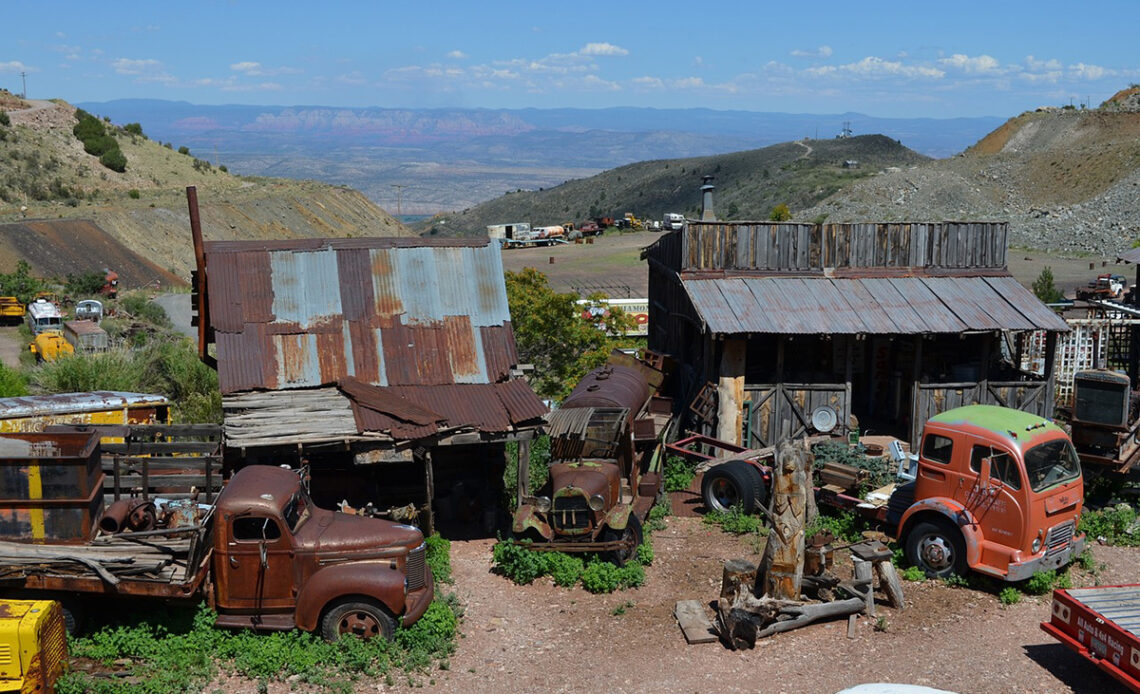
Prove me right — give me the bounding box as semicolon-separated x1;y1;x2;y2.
212;466;433;639
900;405;1084;580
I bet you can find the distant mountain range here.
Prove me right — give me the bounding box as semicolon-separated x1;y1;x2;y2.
78;99;1003;214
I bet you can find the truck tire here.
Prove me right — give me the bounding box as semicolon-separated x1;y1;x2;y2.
603;515;643;566
702;461;763;515
905;520;967;579
320;598;396;642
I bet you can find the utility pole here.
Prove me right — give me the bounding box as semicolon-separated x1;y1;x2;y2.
19;72;26;99
391;184;407;218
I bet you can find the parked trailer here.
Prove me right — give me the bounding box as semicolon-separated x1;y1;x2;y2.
1042;585;1140;693
0;434;432;641
64;320;108;354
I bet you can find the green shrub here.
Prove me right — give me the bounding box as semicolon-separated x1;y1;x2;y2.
425;534;452;584
83;134;116;157
124;122;144;137
617;562;645;589
703;506;763;535
66;270;107;296
0;111;9;127
901;566;925;582
644;502;669;532
178;145;191;155
545;552;584;587
580;559;621;593
120;294;172;327
128;188;140;199
100;147;127;173
804;508;864;543
998;587;1021;605
1079;504;1140;545
1025;570;1059;595
491;540;547;585
636;537;654;566
663;454;695;492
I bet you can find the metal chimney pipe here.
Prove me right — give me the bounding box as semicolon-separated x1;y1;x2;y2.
700;175;716;221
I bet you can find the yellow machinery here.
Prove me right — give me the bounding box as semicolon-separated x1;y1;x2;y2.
0;600;67;693
29;332;74;362
0;298;21;324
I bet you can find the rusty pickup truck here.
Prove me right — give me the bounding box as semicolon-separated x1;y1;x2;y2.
0;457;432;641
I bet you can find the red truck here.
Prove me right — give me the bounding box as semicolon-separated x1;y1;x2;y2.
1042;585;1140;692
0;449;433;641
676;405;1086;581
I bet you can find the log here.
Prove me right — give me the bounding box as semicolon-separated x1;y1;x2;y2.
875;560;907;610
752;597;866;639
853;556;875;616
720;559;757;601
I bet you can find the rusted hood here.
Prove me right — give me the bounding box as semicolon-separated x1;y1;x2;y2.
549;461;620;504
299;508;424;555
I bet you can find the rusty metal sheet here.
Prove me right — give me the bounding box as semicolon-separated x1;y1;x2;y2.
346;382;544;439
480;325;518;383
0;393;169;419
983;276;1070;332
269;248;344;328
497;378;549;422
1119;247;1140;265
682;275;1064;336
340;378;443;425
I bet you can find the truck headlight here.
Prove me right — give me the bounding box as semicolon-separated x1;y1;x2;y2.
535;496;551;512
1032;537;1042;553
589;494;605;511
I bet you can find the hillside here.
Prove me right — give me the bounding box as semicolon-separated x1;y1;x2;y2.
0;93;410;283
801;87;1140;255
419;135;929;235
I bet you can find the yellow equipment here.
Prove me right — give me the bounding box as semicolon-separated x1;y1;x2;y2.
0;600;67;693
29;332;74;362
0;298;21;323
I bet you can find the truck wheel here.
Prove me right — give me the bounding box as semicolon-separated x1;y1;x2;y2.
603;515;643;566
905;520;967;579
320;599;396;642
701;461;761;515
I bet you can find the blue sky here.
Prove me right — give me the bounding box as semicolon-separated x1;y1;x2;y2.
4;1;1138;118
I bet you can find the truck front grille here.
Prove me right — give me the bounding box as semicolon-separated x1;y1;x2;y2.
406;543;426;591
551;495;590;531
1046;521;1075;557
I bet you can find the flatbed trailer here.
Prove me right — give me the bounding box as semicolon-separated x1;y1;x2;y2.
1042;585;1140;693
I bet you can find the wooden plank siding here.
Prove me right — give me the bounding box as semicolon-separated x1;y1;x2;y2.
674;222;1008;273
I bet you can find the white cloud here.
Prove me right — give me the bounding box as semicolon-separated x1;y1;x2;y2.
0;61;31;74
791;45;833;59
632;76;664;89
806;56;944;79
580;42;628;57
112;58;162;75
446;50;467;59
1026;55;1062;71
231;61;262;74
229;61;299;77
939;53;1000;74
222;81;283;92
1070;62;1111;80
671;77;705;89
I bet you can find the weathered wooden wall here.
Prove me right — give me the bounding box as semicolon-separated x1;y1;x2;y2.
679;222;1008;273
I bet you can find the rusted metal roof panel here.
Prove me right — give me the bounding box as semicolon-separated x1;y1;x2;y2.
498;378;549;422
683;276;1064;335
1119;248;1140;265
0;392;169;418
983;276;1070;332
206;237;525;395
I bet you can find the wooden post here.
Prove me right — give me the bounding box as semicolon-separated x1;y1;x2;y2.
875;560;906;610
852;556;875;616
420;449;435;535
720;559;757;602
716;338;746;446
516;438;531;504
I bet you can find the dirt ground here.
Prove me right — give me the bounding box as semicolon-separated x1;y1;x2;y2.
500;230;1132;300
415;517;1125;694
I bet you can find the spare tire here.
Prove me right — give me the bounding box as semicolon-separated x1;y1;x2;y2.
701;460;762;515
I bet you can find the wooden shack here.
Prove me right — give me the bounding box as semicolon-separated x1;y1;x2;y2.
644;221;1070;446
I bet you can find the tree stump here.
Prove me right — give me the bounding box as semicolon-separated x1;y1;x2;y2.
720;558;757;601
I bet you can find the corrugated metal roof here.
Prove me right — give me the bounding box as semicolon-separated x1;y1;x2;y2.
344;382;547;439
204;237;518;394
0;392;170;418
682;276;1070;335
1119;248;1140;265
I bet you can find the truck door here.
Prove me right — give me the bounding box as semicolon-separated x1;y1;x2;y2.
957;444;1026;549
216;515;296;611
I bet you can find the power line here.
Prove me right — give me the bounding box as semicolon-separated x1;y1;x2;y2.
390;184;407;217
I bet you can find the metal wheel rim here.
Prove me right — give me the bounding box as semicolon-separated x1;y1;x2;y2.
710;478;740;510
339;610;382;638
917;534;954;572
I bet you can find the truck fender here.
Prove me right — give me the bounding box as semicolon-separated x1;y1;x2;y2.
602;504;633;531
511;505;554;540
294;560;407;633
898;498;982;569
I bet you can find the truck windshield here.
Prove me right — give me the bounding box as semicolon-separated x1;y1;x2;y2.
1024;439;1081;492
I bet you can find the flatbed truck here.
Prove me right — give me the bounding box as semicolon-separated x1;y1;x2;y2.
1042;584;1140;693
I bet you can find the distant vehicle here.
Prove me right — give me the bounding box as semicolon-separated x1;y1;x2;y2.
577;221;601;236
101;270;119;299
75;299;103;323
663;213;685;231
29;331;73;362
0;296;22;324
1077;273;1126;301
25;298;63;336
64;319;108;354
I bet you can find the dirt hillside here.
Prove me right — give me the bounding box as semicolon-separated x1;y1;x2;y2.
0;94;411;279
802;88;1140;256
